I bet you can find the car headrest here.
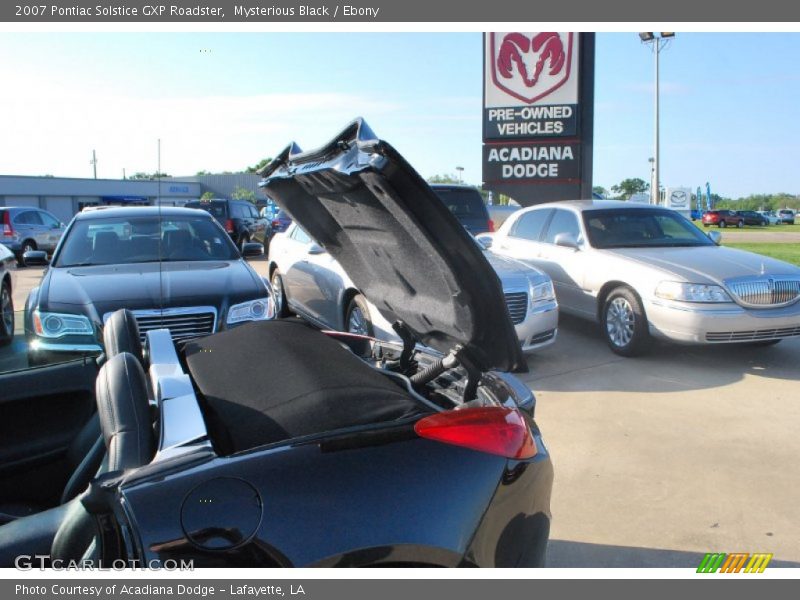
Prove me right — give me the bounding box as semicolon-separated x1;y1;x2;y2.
103;309;144;365
164;228;192;252
95;352;155;472
92;231;119;255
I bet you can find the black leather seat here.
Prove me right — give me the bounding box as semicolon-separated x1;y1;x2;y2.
103;308;144;366
0;310;144;526
0;352;155;566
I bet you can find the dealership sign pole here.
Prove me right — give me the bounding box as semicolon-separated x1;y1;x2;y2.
482;32;595;205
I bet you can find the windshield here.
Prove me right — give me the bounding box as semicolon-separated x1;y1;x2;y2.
55;215;239;267
583;208;714;249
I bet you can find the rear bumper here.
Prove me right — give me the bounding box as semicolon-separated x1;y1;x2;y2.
646;298;800;344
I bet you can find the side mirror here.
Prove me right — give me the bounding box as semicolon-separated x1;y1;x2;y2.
475;235;493;250
707;230;722;246
23;250;49;266
242;242;264;257
308;243;326;255
554;232;580;250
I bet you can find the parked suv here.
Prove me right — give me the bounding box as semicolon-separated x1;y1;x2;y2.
430;184;494;234
185;199;271;250
0;207;67;265
778;209;796;224
702;210;743;228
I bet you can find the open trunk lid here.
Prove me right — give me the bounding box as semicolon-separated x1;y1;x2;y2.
260;118;525;373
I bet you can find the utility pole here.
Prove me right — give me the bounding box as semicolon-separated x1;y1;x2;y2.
639;33;675;205
90;149;98;179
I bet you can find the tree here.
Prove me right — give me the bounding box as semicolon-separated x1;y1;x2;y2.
246;158;273;174
427;173;461;184
592;186;608;198
200;191;215;200
129;171;171;180
231;186;257;204
195;170;211;176
610;178;649;200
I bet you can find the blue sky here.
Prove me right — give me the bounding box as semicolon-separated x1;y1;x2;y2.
0;32;797;197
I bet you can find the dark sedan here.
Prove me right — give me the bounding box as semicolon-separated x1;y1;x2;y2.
23;207;274;364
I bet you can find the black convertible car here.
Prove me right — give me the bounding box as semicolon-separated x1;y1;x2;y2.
0;119;552;567
23;206;272;364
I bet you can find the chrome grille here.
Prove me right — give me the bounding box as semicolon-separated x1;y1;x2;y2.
706;326;800;342
105;307;217;344
725;276;800;308
504;292;528;325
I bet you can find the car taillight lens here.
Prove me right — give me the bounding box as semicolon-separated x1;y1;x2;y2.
271;219;281;228
225;219;235;233
414;406;536;459
487;219;495;232
2;212;12;236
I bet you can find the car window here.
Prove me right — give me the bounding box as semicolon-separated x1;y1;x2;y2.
543;209;581;244
16;211;43;225
38;211;61;227
432;188;487;218
509;209;552;241
584;208;714;249
291;226;312;245
54;215;238;266
249;206;260;219
187;202;227;219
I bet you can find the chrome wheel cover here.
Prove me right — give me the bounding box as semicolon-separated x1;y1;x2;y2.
606;297;634;348
1;286;12;335
347;306;369;335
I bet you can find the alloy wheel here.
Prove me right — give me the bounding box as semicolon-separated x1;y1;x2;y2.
606;297;634;348
347;306;369;335
1;285;13;337
271;273;284;314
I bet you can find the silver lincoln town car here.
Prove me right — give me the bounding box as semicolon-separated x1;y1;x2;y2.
480;200;800;356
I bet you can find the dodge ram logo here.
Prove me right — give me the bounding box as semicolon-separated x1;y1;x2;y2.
490;32;574;104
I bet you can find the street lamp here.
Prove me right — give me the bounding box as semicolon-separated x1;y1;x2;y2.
455;166;464;183
639;32;675;205
648;157;655;201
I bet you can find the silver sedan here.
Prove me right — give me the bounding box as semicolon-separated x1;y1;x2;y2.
269;222;559;354
481;200;800;356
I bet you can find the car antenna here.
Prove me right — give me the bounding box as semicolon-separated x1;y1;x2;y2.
157;139;164;329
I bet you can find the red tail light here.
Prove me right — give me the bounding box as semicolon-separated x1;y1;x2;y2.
271;219;281;228
414;406;536;459
225;219;235;233
487;219;496;233
2;211;12;236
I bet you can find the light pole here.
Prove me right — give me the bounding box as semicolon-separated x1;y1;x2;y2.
639;32;675;205
455;166;464;183
648;157;655;202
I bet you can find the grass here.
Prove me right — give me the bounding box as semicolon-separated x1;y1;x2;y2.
723;242;800;266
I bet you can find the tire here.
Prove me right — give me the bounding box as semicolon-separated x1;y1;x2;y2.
16;240;36;266
719;221;726;228
703;224;709;228
344;294;374;337
0;279;13;347
270;268;290;318
737;220;744;228
601;286;650;357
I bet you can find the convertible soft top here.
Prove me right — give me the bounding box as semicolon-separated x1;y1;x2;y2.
184;320;423;455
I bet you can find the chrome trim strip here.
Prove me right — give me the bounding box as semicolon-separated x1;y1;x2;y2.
649;299;743;315
146;329;213;463
29;341;103;353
